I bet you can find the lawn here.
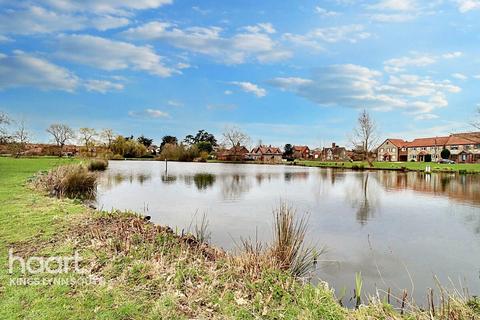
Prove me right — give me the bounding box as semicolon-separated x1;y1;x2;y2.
0;157;478;319
296;160;480;173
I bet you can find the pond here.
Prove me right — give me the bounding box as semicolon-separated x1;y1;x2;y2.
96;160;480;306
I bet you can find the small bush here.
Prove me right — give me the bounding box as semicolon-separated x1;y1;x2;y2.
111;154;124;160
33;164;97;199
459;169;467;175
88;159;109;171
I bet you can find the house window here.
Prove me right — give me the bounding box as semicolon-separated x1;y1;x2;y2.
401;147;406;151
380;148;384;152
475;144;480;149
451;145;458;150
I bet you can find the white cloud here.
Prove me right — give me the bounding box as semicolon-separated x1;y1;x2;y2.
84;79;124;93
91;15;130;31
414;113;439;120
145;109;169;118
129;109;170;118
56;34;177;77
243;23;276;34
0;50;78;91
315;6;339;16
0;35;12;42
474;75;480;79
451;72;468;80
269;64;461;116
367;0;441;22
0;5;130;35
442;51;463;59
384;54;436;72
456;0;480;12
370;13;415;22
44;0;172;15
224;90;233;95
122;22;291;64
370;0;417;11
230;81;267;97
167;100;183;107
283;24;371;50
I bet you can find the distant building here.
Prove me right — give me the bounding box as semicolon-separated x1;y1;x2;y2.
292;145;310;159
321;143;347;161
376;139;408;162
250;145;283;162
377;132;480;163
217;145;249;161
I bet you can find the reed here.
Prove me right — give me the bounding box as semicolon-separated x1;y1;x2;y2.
87;158;109;171
32;164;97;199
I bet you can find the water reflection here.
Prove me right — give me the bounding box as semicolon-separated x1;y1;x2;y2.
193;173;216;191
96;161;480;304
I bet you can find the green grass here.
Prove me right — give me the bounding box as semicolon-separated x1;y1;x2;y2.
296;160;480;173
0;157;478;319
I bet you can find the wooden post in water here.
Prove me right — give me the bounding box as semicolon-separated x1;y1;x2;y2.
165;158;168;173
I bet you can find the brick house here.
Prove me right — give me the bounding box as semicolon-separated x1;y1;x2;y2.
292;145;310;159
376;139;408;162
250;145;283;162
321;143;347;161
217;145;249;161
377;132;480;163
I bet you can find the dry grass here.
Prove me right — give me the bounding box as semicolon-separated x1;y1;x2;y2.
234;203;318;280
32;163;97;199
87;158;109;171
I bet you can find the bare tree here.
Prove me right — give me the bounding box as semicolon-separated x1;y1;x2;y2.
79;127;97;148
474;107;480;131
222;126;250;148
46;124;75;156
0;111;10;142
101;128;115;149
350;109;378;165
10;119;30;157
222;126;250;160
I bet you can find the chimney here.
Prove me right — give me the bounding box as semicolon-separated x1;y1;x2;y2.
332;142;336;148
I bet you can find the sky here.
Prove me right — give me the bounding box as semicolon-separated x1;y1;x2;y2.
0;0;480;148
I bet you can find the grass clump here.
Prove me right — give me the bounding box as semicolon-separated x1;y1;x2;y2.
87;158;109;171
237;202;318;280
32;163;97;199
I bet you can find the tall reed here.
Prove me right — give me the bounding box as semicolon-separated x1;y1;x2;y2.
33;164;97;199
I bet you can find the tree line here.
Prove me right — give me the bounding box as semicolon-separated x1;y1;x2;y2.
0;110;253;160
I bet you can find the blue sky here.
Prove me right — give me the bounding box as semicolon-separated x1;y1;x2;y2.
1;0;480;147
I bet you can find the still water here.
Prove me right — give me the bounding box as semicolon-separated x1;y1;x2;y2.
96;161;480;304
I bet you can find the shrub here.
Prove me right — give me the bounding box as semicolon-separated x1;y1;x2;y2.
157;143;199;161
32;164;97;199
111;154;124;160
441;148;451;159
110;136;147;158
88;159;109;171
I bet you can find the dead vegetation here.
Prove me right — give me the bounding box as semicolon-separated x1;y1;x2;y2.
32;163;97;199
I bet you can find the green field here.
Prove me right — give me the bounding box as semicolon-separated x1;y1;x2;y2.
0;157;478;319
295;160;480;173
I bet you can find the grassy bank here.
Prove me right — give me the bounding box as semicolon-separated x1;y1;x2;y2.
295;160;480;173
1;157;478;319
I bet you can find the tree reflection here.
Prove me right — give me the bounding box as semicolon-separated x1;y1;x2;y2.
161;174;177;184
284;171;309;183
221;174;251;200
346;172;380;225
193;173;216;191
